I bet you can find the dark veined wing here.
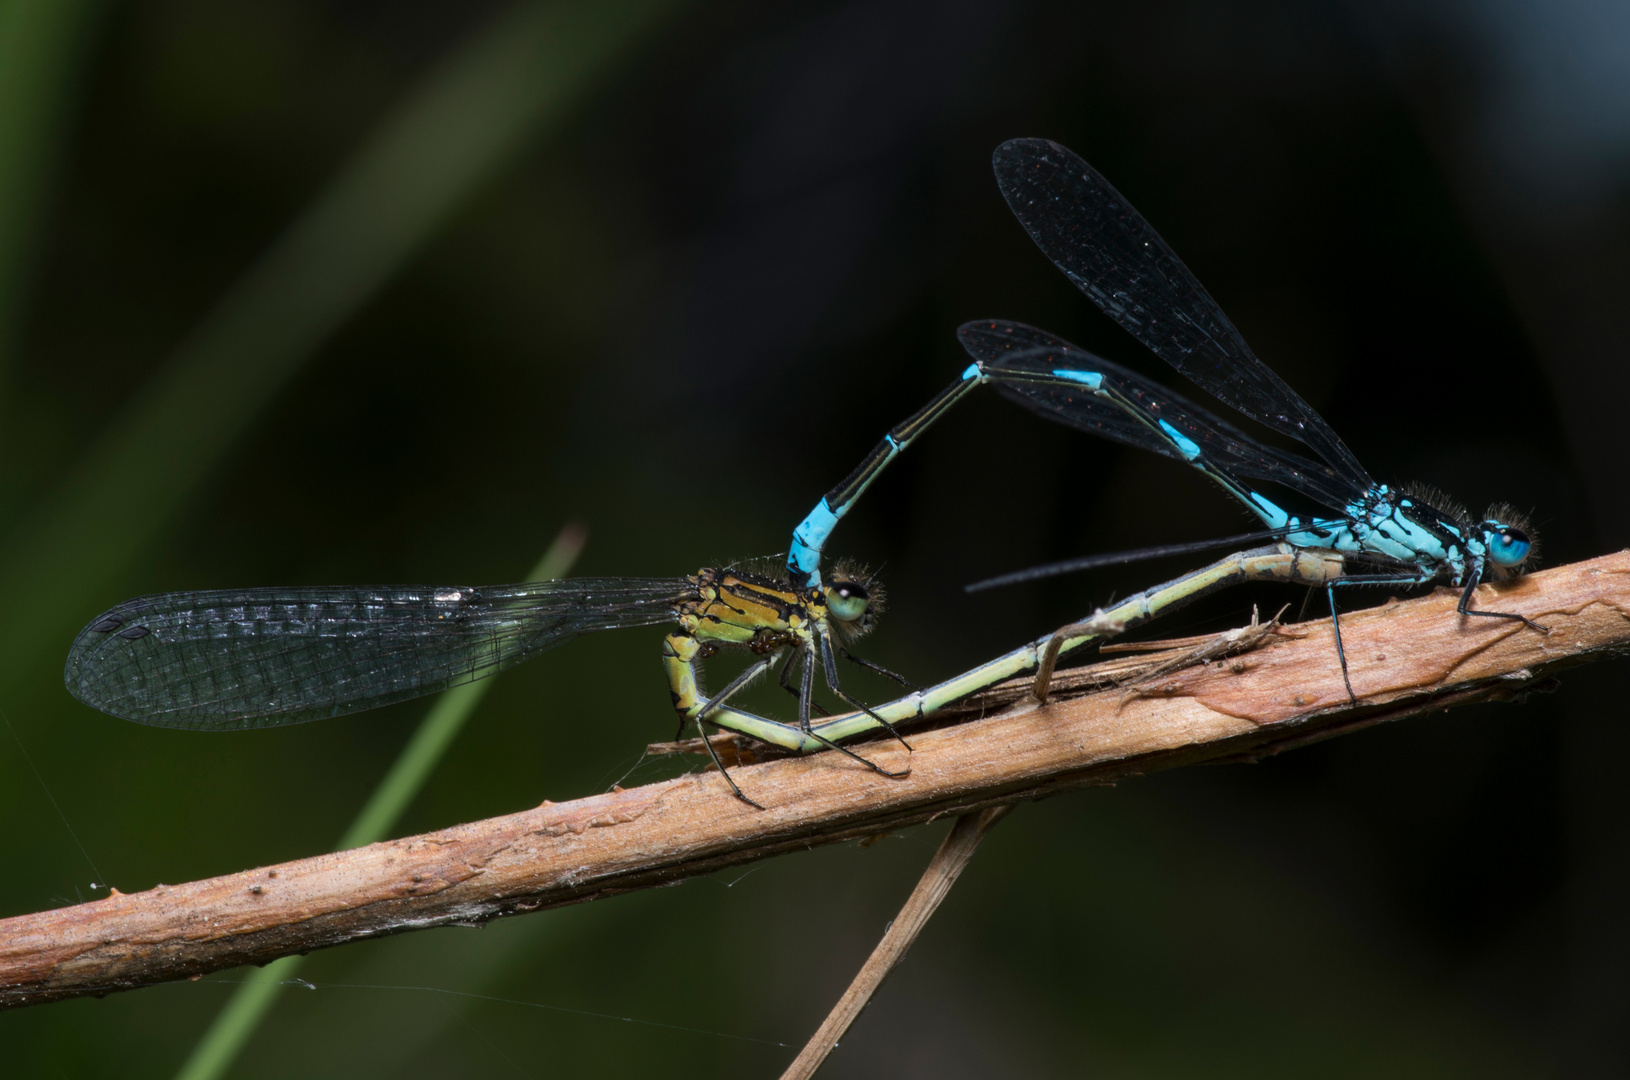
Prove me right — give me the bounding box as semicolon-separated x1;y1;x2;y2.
960;320;1367;511
64;577;692;730
991;138;1372;487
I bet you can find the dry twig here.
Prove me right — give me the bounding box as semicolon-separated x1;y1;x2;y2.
3;551;1627;1010
777;608;1285;1074
779;805;1013;1080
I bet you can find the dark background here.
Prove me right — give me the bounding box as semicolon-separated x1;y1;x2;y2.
3;0;1627;1075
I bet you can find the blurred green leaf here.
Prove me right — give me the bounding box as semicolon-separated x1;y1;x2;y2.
0;0;107;399
174;524;586;1080
0;0;678;701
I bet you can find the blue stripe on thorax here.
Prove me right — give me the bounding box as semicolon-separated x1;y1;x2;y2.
1332;486;1474;581
1248;483;1470;578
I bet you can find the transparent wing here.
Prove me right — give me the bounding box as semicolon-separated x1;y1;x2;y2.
961;320;1366;510
64;577;690;729
991;138;1372;487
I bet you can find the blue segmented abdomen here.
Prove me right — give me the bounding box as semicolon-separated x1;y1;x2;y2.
1157;419;1202;461
1247;490;1290;529
789;498;839;585
1051;368;1104;389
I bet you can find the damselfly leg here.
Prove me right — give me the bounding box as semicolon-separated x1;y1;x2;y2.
837;648;921;691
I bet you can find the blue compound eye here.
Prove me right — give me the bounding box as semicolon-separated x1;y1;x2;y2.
825;581;870;623
1487;526;1532;568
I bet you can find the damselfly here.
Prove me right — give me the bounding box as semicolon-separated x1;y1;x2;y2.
64;559;907;805
790;138;1540;698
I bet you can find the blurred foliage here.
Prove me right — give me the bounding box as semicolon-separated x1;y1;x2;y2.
1;0;1623;1077
174;525;585;1080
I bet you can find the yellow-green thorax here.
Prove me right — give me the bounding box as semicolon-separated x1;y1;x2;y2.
661;564;878;723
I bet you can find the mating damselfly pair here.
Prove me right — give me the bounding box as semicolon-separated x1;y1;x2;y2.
65;139;1541;802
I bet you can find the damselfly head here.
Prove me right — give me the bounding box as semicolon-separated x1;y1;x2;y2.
823;561;884;640
1480;504;1538;576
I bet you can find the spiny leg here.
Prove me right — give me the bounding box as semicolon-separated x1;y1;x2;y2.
777;647;829;717
1321;566;1542;699
825;684;913;751
836;646;922;691
700;650;782;711
818;626;912;751
694;652;783;809
1461;608;1549;632
1456;575;1548;633
1326;569;1440;702
1326;584;1356;702
776;646;800;694
1296;584;1320;623
771;627;913;775
801;724;911;779
693;713;764;811
797;637;817;732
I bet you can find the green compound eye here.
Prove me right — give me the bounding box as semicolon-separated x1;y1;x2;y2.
825;581;870;623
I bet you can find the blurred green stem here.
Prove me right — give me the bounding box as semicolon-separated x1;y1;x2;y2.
335;525;585;852
0;0;678;699
0;0;107;403
174;525;586;1080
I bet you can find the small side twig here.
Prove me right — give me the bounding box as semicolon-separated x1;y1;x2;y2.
780;804;1013;1080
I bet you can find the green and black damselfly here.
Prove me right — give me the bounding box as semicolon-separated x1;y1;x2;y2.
62;543;1352;807
64;559;913;805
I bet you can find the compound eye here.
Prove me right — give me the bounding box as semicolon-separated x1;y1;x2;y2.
825;581;870;623
1487;526;1532;568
